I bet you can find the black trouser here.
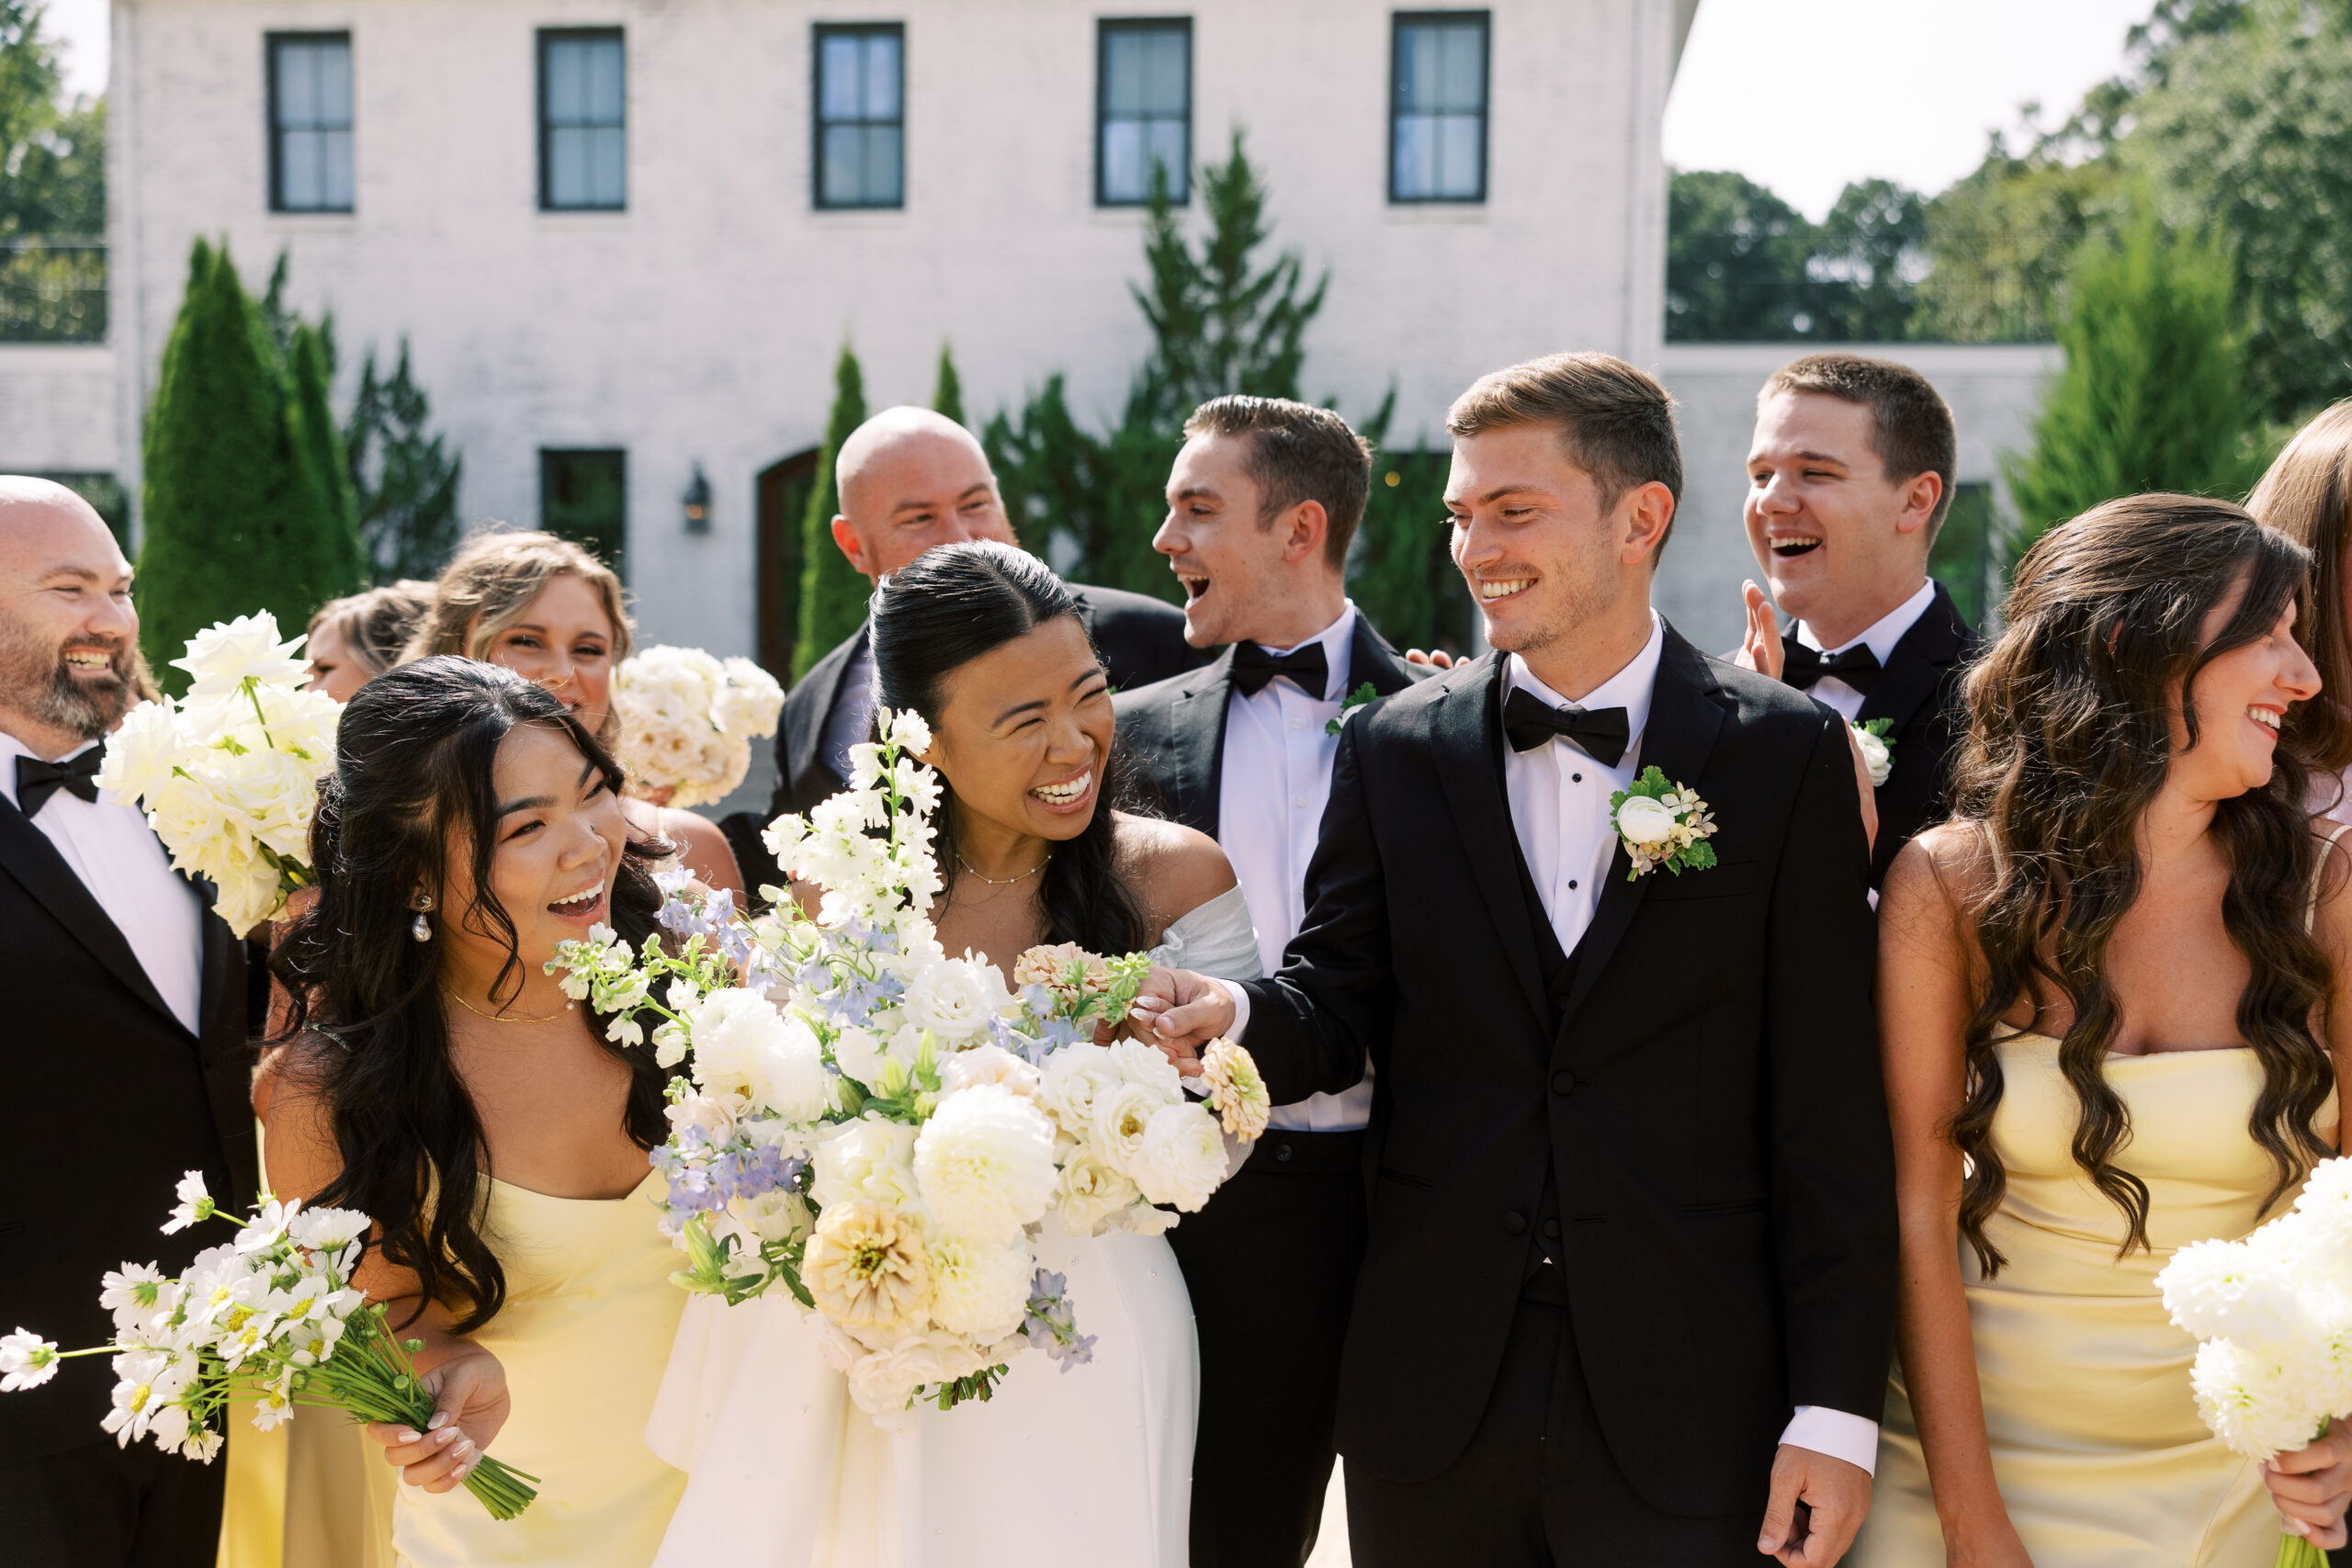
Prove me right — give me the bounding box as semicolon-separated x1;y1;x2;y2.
1346;1297;1760;1568
0;1435;226;1568
1167;1127;1367;1568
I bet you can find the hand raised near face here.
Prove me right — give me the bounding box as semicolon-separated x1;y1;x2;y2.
1731;581;1785;681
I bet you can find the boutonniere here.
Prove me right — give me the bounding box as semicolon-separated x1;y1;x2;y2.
1851;718;1894;787
1608;766;1719;880
1325;682;1379;736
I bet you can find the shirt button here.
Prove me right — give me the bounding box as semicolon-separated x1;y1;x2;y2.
1552;1069;1577;1096
1572;773;1583;784
1567;879;1578;892
1275;1143;1294;1163
1294;795;1309;808
1289;717;1305;730
1542;1217;1562;1239
1502;1211;1528;1235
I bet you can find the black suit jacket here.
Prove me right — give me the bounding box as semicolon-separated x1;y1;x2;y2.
1235;629;1896;1515
0;798;256;1465
1111;613;1430;838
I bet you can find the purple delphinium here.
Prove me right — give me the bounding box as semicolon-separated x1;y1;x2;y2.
1021;1269;1095;1371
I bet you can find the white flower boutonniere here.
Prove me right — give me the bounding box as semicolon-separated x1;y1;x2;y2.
1607;766;1719;880
1851;718;1894;788
1325;682;1379;737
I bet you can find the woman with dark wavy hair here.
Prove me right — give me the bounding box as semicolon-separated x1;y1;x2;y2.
1850;496;2352;1566
262;656;686;1567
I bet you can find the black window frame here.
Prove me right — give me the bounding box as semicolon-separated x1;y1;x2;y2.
811;22;907;212
1388;9;1491;206
266;30;356;215
1094;17;1193;209
539;447;629;578
537;27;628;213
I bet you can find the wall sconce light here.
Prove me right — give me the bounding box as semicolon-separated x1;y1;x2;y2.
683;465;712;535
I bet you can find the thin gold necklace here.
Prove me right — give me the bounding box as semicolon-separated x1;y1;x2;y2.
447;990;575;1025
956;851;1051;886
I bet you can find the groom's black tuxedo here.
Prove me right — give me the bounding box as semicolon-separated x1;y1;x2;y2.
1232;628;1896;1552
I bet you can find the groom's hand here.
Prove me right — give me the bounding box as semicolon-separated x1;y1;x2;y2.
1129;965;1236;1076
1758;1443;1870;1565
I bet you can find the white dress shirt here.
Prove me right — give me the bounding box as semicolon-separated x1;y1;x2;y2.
1;728;205;1033
1215;603;1374;1134
821;636;878;785
1792;578;1938;723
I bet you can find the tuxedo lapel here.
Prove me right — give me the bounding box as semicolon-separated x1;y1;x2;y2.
1855;582;1969;737
1160;648;1236;838
1346;617;1420;698
786;626;865;793
186;863;232;1037
1430;658;1551;1028
1558;629;1726;1028
0;796;185;1034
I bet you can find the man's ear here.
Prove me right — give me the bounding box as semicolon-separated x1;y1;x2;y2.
1281;500;1330;565
831;515;874;578
1619;480;1676;567
1896;471;1944;539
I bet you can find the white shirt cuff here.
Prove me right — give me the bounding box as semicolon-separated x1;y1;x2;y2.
1214;978;1251;1041
1780;1406;1879;1475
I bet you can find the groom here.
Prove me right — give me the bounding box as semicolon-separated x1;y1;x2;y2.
1140;355;1896;1564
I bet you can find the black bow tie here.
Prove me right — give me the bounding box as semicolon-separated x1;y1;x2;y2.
1502;687;1631;767
1230;640;1329;699
17;747;103;818
1781;639;1882;696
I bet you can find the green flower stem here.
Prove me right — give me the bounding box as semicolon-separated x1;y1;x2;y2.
2274;1532;2326;1568
316;1311;541;1521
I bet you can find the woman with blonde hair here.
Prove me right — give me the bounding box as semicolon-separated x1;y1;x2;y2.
408;531;744;897
305;581;435;702
2248;399;2352;813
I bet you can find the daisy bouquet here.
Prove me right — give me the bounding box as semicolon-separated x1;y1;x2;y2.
2157;1157;2352;1567
0;1174;537;1519
548;708;1269;1422
97;612;340;936
611;645;786;808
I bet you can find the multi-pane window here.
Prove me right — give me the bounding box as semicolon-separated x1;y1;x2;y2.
1097;19;1191;206
1390;12;1489;203
539;30;626;211
267;34;354;213
542;449;628;577
814;25;904;210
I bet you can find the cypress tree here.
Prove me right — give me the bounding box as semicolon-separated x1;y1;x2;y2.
791;344;871;679
345;339;464;581
288;318;369;599
933;343;965;428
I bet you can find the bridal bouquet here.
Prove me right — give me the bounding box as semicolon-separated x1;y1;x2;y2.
98;612;340;936
549;708;1268;1420
2157;1157;2352;1567
611;645;786;808
0;1174;538;1519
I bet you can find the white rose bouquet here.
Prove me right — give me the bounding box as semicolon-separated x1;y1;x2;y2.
548;709;1267;1422
97;612;340;936
2156;1157;2352;1567
611;645;786;808
0;1173;538;1519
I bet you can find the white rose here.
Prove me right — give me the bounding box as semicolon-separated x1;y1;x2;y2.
1851;725;1893;787
939;1043;1042;1099
169;613;308;697
1106;1040;1185;1103
913;1084;1058;1242
1614;795;1678;847
664;1090;741;1145
925;1232;1035;1341
736;1187;814;1245
1040;1044;1122;1132
96;700;189;807
1091;1082;1162;1176
685;988;792;1100
901;956;1014;1044
749;1014;831;1122
1128;1101;1229;1213
1054;1147;1141;1237
810;1117;922;1211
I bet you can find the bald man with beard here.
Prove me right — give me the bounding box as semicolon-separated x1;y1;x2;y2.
0;479;257;1567
733;409;1205;859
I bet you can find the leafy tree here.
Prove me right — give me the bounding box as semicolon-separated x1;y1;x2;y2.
2005;208;2261;558
0;1;104;340
1665;169;1815;341
933;343;966;428
1914;136;2118;344
287;319;369;595
1350;448;1470;654
345;340;464;582
793;344;870;677
1806;179;1928;341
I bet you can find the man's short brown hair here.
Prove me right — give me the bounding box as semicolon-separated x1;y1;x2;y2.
1182;395;1374;569
1445;352;1684;549
1760;353;1958;539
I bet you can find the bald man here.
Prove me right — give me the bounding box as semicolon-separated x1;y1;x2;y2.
752;407;1205;823
0;479;257;1566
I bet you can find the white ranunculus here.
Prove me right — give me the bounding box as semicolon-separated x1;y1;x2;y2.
1105;1039;1185;1102
737;1187;815;1245
1054;1147;1141;1238
664;1090;741;1145
810;1118;922;1211
170;613;308;697
938;1043;1042;1099
1039;1044;1121;1132
1851;725;1893;787
901;955;1015;1044
925;1231;1035;1341
1614;795;1678;847
1129;1101;1228;1212
749;1013;831;1122
1091;1081;1163;1176
914;1084;1058;1242
844;1327;994;1423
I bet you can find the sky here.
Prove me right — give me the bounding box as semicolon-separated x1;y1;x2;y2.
1665;0;2157;218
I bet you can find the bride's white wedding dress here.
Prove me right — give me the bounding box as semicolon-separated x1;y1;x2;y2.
644;885;1262;1568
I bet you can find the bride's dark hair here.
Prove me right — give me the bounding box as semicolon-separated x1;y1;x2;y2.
1950;493;2332;1276
270;656;670;1330
868;540;1151;954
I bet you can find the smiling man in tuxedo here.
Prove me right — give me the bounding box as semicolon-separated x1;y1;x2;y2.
1114;395;1430;1568
1139;355;1896;1565
0;479;257;1566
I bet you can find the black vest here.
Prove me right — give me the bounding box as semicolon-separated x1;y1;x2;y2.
1496;694;1578;1303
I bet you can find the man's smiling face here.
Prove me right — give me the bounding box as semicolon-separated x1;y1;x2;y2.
0;480;142;750
1743;390;1927;630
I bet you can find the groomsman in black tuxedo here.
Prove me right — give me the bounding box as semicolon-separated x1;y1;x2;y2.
1114;396;1431;1568
1140;355;1896;1565
1733;354;1979;890
0;479;258;1566
739;408;1204;869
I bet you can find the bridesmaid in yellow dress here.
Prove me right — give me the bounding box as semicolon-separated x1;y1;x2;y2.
260;654;687;1566
1854;495;2352;1567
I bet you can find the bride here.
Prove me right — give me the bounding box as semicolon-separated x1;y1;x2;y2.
649;540;1258;1568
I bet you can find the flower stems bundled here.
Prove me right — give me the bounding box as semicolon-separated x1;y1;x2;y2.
2157;1158;2352;1568
0;1174;538;1520
549;707;1270;1424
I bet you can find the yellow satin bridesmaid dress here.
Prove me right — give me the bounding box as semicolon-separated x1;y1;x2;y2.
390;1171;686;1568
1850;1035;2338;1567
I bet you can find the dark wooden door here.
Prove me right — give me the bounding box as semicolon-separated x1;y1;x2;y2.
755;448;820;680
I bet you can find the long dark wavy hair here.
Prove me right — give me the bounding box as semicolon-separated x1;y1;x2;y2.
271;657;671;1330
1950;494;2334;1275
868;541;1152;954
